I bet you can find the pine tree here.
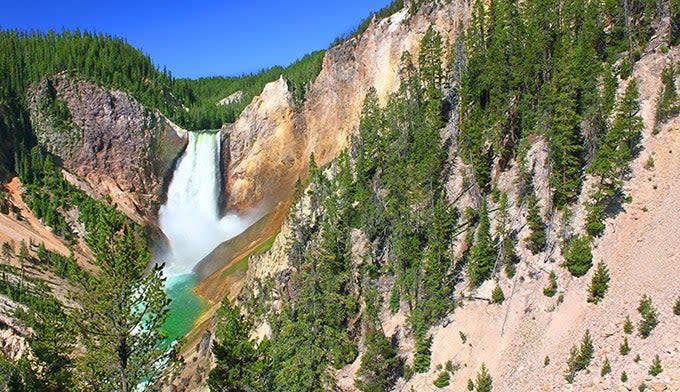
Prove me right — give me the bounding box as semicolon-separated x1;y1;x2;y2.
637;294;658;338
624;315;634;334
673;296;680;316
586;80;643;236
649;355;663;376
620;336;631;355
587;261;610;303
410;310;432;374
526;193;546;254
468;200;496;286
491;284;505;304
548;41;584;209
563;235;593;277
601;356;611;376
74;204;174;391
475;363;493;392
208;301;257;392
565;329;594;382
355;331;401;392
433;370;450;388
654;63;679;130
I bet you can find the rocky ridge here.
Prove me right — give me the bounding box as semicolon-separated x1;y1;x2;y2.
27;73;187;221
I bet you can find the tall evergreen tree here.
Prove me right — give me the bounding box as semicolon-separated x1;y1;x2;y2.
74;204;174;391
467;199;496;286
354;331;401;392
526;193;547;254
209;301;258;392
548;41;584;209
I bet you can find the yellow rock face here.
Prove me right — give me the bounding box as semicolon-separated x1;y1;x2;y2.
221;4;466;213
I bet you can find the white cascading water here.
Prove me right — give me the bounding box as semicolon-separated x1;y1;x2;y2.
159;130;252;278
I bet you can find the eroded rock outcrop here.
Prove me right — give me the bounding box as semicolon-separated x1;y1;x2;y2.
27;73;187;221
220;76;301;212
221;2;466;212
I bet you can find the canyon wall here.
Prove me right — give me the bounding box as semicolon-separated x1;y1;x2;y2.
221;1;467;212
26;73;187;221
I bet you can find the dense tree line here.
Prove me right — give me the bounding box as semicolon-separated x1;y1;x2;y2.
174;50;325;129
459;0;664;208
0;30;326;177
0;30;184;177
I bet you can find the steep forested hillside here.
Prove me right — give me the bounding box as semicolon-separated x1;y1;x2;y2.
206;0;680;391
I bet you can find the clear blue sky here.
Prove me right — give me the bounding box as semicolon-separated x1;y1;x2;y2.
1;0;393;79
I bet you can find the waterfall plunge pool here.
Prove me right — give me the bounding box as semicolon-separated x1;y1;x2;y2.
161;273;208;348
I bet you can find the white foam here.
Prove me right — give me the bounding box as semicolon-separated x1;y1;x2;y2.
158;131;255;278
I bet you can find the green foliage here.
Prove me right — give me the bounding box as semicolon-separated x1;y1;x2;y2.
674;296;680;316
175;50;326;129
586;80;643;237
563;235;593;277
491;284;505;304
16;145;132;247
413;320;432;374
389;284;400;313
208;301;260;392
467;378;475;391
548;42;586;209
458;0;657;209
587;262;610;304
620;336;631;355
565;330;594;383
467;200;496;287
637;294;658;338
433;370;450;388
621;371;628;382
355;331;402;392
543;271;558;297
526;193;546;254
0;30;328;177
271;217;358;391
654;62;680;130
624;315;634;334
474;363;493;392
649;355;663;376
544;356;550;367
620;57;632;79
74;204;174;391
601;356;611;376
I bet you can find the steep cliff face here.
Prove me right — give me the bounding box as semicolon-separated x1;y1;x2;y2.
27;73;187;221
229;13;680;392
220;77;301;212
221;2;466;212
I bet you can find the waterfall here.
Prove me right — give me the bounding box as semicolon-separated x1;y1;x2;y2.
158;130;251;278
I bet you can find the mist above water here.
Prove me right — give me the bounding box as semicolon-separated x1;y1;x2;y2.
158;131;254;278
